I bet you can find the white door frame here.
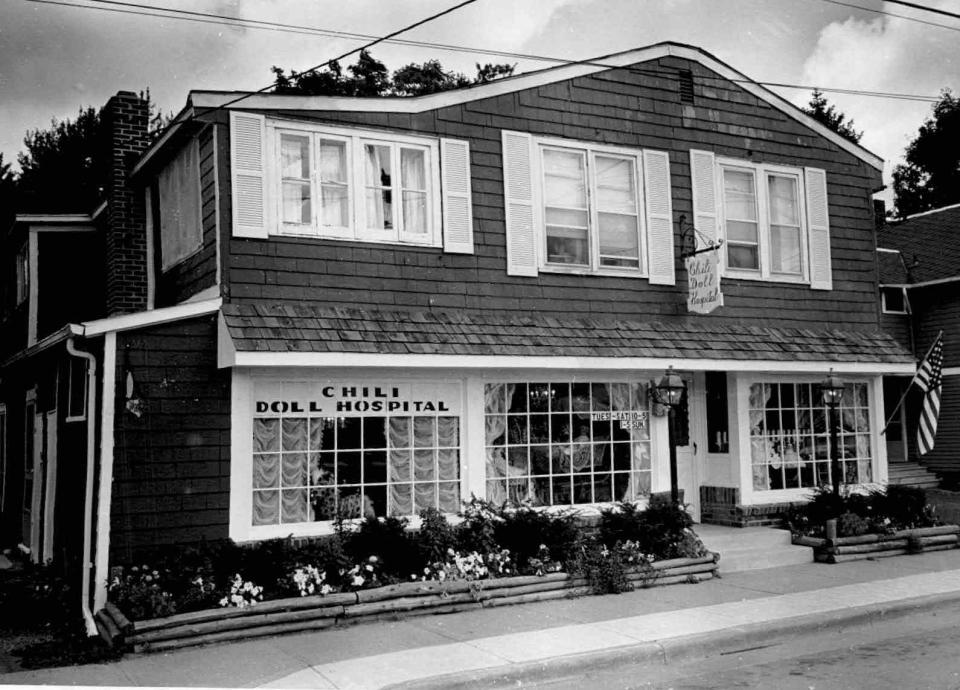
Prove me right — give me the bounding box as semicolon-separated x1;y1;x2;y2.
675;372;705;521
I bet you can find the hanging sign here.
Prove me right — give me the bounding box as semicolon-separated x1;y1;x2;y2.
685;251;724;314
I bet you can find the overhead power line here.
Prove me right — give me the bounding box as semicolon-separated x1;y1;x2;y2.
24;0;946;104
885;0;960;21
816;0;960;32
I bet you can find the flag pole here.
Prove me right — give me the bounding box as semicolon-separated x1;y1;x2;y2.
880;331;942;436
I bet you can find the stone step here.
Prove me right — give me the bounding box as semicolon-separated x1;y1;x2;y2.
697;526;793;551
716;544;813;573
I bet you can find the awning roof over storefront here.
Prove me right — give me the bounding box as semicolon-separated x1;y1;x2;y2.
220;303;914;372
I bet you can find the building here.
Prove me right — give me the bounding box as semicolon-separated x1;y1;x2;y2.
0;42;913;631
878;203;960;483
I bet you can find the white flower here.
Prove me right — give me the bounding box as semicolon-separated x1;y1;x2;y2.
352;574;365;587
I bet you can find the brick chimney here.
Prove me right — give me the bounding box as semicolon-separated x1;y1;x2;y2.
103;91;149;315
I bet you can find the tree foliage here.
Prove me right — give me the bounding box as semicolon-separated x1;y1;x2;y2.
892;90;960;217
15;106;106;214
271;50;515;97
802;89;863;145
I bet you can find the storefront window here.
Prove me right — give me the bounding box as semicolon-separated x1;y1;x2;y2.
749;381;872;491
252;383;460;525
484;382;651;506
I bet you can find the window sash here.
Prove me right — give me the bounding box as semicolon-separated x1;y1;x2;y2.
537;143;645;275
719;161;808;282
270;124;437;246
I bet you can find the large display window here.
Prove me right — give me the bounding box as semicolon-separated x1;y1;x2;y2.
250;382;461;525
484;381;652;507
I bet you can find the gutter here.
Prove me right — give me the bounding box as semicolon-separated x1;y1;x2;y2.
65;337;99;636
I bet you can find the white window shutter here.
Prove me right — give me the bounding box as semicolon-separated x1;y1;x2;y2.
230;111;268;239
440;138;474;254
805;167;832;290
502;130;538;277
689;150;718;247
643;149;675;285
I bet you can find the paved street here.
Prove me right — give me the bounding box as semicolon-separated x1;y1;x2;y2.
525;600;960;689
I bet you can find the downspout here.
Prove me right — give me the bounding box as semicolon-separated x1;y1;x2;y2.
93;331;117;613
65;336;98;636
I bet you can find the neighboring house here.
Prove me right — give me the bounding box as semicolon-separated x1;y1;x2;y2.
0;42;912;631
877;203;960;483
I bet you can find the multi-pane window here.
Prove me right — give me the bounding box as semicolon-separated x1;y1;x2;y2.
749;381;872;492
272;123;437;246
539;143;644;274
252;413;460;525
720;160;806;281
484;382;651;507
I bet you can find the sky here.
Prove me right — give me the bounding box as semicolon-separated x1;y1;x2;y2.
1;0;958;205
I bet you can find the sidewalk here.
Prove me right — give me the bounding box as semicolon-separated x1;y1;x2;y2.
4;549;960;689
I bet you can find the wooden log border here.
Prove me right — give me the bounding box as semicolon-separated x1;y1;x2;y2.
792;525;960;564
122;554;719;653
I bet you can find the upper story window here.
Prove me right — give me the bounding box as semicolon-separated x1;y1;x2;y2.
270;122;440;247
540;146;643;273
158;138;202;270
881;286;907;314
15;243;28;306
719;161;805;281
229;112;474;254
503;130;675;283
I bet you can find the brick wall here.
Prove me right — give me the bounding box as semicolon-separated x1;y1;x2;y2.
103;92;149;316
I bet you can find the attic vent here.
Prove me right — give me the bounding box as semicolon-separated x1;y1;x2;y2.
678;70;695;104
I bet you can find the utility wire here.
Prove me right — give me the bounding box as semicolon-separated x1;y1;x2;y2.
24;0;947;104
886;0;960;21
816;0;960;32
189;0;480;119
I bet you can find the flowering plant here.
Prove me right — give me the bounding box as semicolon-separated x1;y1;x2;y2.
109;564;177;620
484;548;516;577
420;549;492;582
290;565;333;597
340;555;382;590
526;544;563;577
218;574;263;608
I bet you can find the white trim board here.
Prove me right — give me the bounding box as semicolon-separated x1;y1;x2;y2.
74;297;222;337
141;42;882;173
223;350;915;375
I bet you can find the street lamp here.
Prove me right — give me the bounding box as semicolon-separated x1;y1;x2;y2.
819;372;846;498
654;370;686;506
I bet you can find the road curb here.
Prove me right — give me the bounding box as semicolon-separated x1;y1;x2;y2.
388;590;960;690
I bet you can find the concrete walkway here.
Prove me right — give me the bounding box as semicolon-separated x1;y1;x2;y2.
4;549;960;689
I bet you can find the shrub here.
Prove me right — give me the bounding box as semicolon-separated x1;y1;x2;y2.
456;496;502;555
598;502;646;546
346;516;415;580
493;505;581;573
599;501;696;560
109;565;177;620
417;508;458;565
573;540;633;595
871;485;935;530
837;511;872;537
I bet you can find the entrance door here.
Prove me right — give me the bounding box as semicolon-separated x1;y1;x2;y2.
883;377;909;463
41;411;57;564
674;374;704;521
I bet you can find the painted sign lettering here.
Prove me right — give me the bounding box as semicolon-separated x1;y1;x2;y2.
685;251;723;314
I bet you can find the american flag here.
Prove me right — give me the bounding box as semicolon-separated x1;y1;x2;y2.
915;332;944;456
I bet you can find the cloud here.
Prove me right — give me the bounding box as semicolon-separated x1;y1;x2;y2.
798;1;959;197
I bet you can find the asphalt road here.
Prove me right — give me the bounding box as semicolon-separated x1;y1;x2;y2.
520;600;960;689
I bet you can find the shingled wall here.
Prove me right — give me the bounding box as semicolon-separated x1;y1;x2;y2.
110;314;230;562
214;55;883;332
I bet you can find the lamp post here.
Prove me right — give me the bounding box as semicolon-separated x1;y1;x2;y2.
819;373;846;498
655;370;686;506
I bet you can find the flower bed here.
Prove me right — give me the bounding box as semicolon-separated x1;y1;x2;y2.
98;499;716;652
798;525;959;563
787;485;959;563
119;555;719;653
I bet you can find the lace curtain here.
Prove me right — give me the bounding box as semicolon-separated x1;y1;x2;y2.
365;144;391;230
485;383;514;506
750;383;772;490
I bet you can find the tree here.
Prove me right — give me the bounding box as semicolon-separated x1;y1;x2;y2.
802;89;863;145
271;50;514;97
893;90;960;218
15;106;106;214
0;154;16;229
